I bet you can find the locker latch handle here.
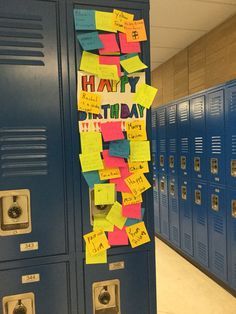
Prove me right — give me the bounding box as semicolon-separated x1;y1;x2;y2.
195;190;201;205
194;157;200;172
211;195;219;212
160;155;164;167
160;180;165;192
170;183;175;196
211;158;218;175
181;186;187;200
231;160;236;177
181;156;186;170
169;156;174;169
232;200;236;218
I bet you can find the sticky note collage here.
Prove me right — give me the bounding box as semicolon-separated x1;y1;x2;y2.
74;8;158;265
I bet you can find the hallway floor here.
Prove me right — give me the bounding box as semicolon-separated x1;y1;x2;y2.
155;238;236;314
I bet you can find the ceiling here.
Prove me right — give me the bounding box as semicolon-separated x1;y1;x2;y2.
150;0;236;71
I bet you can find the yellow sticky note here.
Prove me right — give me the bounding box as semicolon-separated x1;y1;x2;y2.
126;222;151;248
93;217;114;232
120;55;147;74
95;11;117;32
125;172;151;196
78;91;101;114
84;229;110;256
122;192;143;206
130;141;151;162
80;132;103;154
125;19;147;42
99;165;121;180
86;246;107;264
106;201;127;230
126;120;147;141
112;9;134;33
98;64;120;81
134;84;158;109
80;51;99;74
79;152;104;172
128;160;149;174
94;183;115;205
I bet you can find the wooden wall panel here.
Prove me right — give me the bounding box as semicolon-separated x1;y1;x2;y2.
151;65;163;107
174;49;189;99
162;59;174;104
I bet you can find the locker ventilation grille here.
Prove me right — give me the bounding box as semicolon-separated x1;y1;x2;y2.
0;127;48;177
184;207;190;219
172;226;179;243
161;194;167;208
211;136;222;154
158;110;165;127
213;216;224;234
197;213;205;226
170;198;177;213
168;107;176;124
179;102;189;122
229;90;236;112
181;137;189;153
151;112;156;128
198;241;207;263
0;13;44;66
153;189;158;203
160;139;166;153
232;135;236;155
184;233;191;251
169;138;176;153
193;98;204;119
152;140;156;153
214;251;224;273
194;137;203;154
209;95;223;116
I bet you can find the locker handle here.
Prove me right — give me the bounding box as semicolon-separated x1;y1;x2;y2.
160;155;164;167
169;156;174;169
170;183;175;196
211;158;218;175
181;156;186;170
194;157;200;172
181;186;187;200
231;160;236;177
211;195;219;212
160;180;165;192
195;190;201;205
232;200;236;218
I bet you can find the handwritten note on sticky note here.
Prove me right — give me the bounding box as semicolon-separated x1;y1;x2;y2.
86;246;107;264
119;33;141;54
95;11;117;32
125;208;145;226
126;221;150;248
98;64;120;81
112;9;134;33
80;51;99;74
102;150;126;168
120;55;147;74
83;171;104;188
99;34;120;55
126;120;147;141
77;31;103;51
99;56;121;77
80;132;102;154
74;9;96;30
93;217;114;232
79;152;104;172
84;229;110;256
101;122;124;142
134;83;158;109
109;140;130;158
130;141;151;162
94;183;115;205
128;160;149;174
108;227;129;246
122;192;143;206
125;173;151;196
99;164;121;180
78;91;101;114
122;203;142;219
110;177;131;193
106;201;127;230
125;19;147;42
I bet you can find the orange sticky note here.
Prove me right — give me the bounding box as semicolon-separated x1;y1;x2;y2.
125;172;151;196
126;221;150;248
122;192;143;206
78;91;101;114
128;160;149;174
99;164;121;180
125;19;147;42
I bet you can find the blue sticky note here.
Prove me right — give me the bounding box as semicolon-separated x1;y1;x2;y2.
125;208;145;226
109;140;130;159
77;31;103;51
83;171;105;188
74;9;96;30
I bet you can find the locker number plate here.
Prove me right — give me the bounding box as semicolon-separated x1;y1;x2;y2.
109;261;125;271
22;273;40;284
20;242;39;252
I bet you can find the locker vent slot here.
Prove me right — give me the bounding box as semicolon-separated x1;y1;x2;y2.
214;251;224;273
193;99;204;119
229;90;236;112
169;138;176;153
181;137;189;153
153;189;158;203
163;221;168;236
158;110;165;127
0;127;48;177
161;194;167;208
184;207;190;219
194;137;203;154
170;198;177;213
184;233;191;251
197;213;205;226
172;226;179;243
231;135;236;155
198;241;207;263
160;139;166;153
211;136;222;154
179;102;188;122
0;13;44;66
209;95;223;116
168;107;176;124
151;112;156;127
213;216;224;234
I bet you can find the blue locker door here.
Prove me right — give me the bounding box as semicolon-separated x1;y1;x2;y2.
166;104;178;176
159;174;169;240
206;90;226;185
168;175;180;247
177;101;191;178
208;185;227;282
179;178;193;256
192;181;209;268
156;107;167;174
190;96;207;181
0;0;69;261
227;189;236;290
153;174;160;235
225;84;236;188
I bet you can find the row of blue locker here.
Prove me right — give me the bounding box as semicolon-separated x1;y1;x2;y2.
154;81;236;188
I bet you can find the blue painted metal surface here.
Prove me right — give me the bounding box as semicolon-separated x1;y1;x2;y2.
156;107;167;174
168;175;180;247
166;104;178;176
159;173;169;240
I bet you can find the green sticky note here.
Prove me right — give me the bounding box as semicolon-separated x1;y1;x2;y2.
74;9;96;30
77;31;103;51
109;140;130;158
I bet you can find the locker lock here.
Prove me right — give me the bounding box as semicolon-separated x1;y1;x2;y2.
160;155;164;167
2;293;35;314
195;190;201;205
231;160;236;177
232;200;236;218
211;195;219;212
170;183;175;196
160;180;165;192
13;300;27;314
169;156;174;169
181;186;187;200
98;287;111;305
211;158;218;175
8;196;22;220
194;157;201;172
180;156;186;170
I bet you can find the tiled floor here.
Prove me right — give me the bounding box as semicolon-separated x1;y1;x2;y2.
155;238;236;314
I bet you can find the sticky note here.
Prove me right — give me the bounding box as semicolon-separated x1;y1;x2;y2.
126;120;147;141
106;201;127;230
122;192;143;206
122;203;142;219
84;229;110;256
125;208;145;226
97;64;120;81
128;160;149;174
126;221;150;248
74;9;96;30
78;91;101;114
99;56;121;77
130;141;151;162
125;19;147;42
102;150;126;168
80;132;102;154
95;11;117;32
109;140;130;159
93;217;114;232
134;84;158;109
86;246;107;264
79;152;104;172
80;51;99;74
83;171;104;188
98;34;120;55
94;183;115;205
108;227;129;246
120;55;147;74
99;164;121;180
100;122;124;142
110;166;132;193
112;9;134;33
77;31;103;51
125;172;151;196
119;33;141;54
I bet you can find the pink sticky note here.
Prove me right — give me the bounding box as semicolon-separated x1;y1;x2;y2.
108;227;129;246
99;34;120;55
100;121;124;142
119;33;141;54
110;163;131;192
102;150;126;168
122;203;142;219
99;56;122;77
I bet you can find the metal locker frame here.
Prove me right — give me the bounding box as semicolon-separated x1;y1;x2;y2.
168;175;180;247
166;104;178;176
